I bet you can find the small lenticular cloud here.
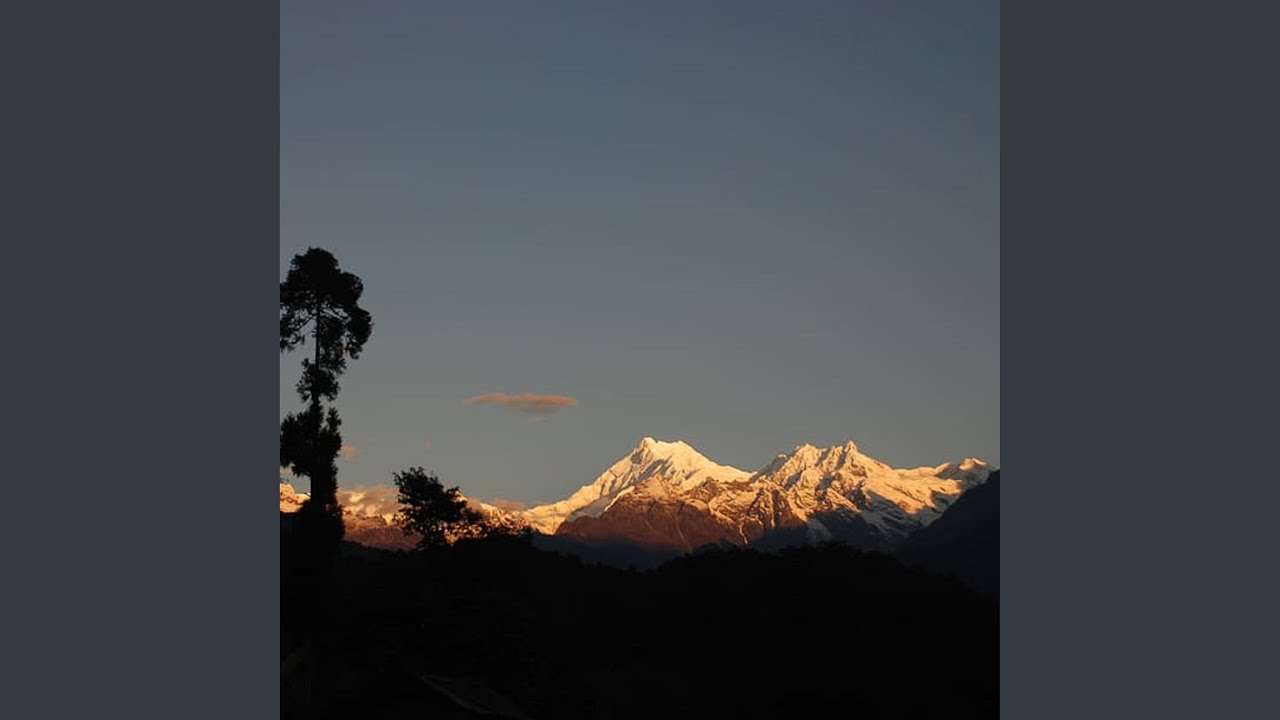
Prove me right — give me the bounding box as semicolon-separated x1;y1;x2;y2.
462;392;579;417
422;439;433;450
340;444;360;460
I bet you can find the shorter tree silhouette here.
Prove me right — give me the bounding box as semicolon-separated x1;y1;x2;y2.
394;467;487;550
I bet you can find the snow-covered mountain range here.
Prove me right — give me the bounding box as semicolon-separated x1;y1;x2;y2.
280;436;994;554
527;437;993;553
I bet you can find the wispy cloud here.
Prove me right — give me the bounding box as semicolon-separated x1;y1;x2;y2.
340;443;360;460
422;439;433;450
462;392;579;418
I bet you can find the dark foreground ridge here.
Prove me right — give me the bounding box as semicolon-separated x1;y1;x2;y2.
283;534;998;719
897;471;1001;598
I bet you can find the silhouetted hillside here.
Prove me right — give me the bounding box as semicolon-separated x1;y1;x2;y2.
288;535;998;719
530;533;681;569
896;470;1000;598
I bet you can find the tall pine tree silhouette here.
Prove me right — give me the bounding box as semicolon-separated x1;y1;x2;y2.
279;247;373;511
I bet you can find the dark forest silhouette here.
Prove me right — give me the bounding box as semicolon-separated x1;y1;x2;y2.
281;248;999;719
305;537;998;719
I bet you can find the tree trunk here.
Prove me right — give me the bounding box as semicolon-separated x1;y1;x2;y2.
311;298;332;508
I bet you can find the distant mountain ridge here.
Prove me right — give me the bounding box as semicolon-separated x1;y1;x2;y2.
280;436;996;559
535;437;993;554
280;480;420;550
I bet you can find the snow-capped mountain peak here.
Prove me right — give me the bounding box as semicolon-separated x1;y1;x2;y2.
521;437;750;533
754;439;894;488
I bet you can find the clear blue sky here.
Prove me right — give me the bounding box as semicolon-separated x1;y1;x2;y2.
280;0;999;506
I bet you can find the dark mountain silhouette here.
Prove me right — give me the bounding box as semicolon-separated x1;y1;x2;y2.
531;533;682;569
896;470;1000;598
294;535;997;719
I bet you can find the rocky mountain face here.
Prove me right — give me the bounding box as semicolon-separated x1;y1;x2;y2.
531;437;993;554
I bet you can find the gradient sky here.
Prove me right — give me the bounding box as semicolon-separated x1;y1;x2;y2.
280;0;999;507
